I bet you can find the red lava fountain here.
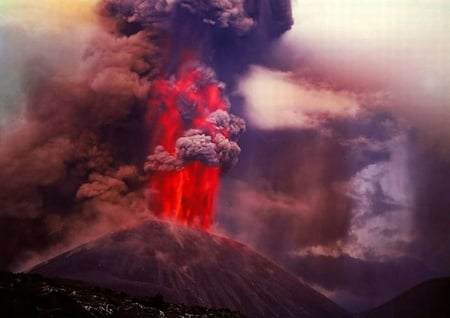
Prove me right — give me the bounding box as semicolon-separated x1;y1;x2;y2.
146;63;235;231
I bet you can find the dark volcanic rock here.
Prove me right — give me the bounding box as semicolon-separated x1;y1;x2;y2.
358;277;450;318
0;271;244;317
31;220;349;318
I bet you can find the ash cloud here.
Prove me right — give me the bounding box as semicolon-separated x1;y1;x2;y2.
214;109;445;311
145;131;242;173
178;0;255;33
144;64;245;174
216;126;357;257
99;0;291;35
0;0;293;270
144;145;183;172
208;110;246;138
145;97;245;173
217;1;450;312
102;0;289;176
0;11;158;270
176;131;221;166
2;1;448;314
148;130;242;171
99;0;293;81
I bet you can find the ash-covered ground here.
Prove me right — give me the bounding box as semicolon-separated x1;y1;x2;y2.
0;271;245;318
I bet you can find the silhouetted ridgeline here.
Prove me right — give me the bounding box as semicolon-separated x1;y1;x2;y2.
357;277;450;318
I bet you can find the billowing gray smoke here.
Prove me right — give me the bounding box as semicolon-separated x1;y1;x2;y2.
98;0;293;172
144;112;244;173
99;0;292;35
145;127;244;172
99;0;293;73
0;0;293;270
143;63;246;174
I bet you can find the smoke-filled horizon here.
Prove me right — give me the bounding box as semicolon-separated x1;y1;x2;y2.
1;0;449;313
216;0;450;311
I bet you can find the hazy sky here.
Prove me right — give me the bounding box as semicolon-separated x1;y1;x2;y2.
231;0;450;310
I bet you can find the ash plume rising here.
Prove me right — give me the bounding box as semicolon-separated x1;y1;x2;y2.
0;0;293;270
99;0;293;230
142;63;245;230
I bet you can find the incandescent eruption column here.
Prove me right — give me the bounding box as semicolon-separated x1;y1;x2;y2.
144;61;245;230
99;0;292;231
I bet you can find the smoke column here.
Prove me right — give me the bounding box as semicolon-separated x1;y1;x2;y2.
144;61;244;230
0;0;292;269
98;0;292;230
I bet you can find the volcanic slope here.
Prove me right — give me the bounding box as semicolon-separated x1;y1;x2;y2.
31;219;349;318
358;277;450;318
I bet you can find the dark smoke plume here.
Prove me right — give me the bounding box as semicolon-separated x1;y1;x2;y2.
143;64;245;174
0;0;293;270
0;29;156;269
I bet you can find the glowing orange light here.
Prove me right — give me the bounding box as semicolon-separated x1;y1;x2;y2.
147;63;229;231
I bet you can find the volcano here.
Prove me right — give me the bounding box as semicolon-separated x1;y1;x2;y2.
31;220;349;318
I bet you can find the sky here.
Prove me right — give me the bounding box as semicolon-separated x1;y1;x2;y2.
0;0;449;313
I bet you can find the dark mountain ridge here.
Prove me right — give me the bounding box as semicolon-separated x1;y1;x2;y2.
358;277;450;318
0;271;244;317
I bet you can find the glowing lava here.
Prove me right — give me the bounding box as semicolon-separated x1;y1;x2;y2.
146;63;231;231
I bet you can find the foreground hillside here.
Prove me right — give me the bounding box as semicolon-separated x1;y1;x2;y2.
0;271;244;318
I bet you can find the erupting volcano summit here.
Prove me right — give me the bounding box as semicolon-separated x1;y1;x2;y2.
31;220;350;318
144;62;245;230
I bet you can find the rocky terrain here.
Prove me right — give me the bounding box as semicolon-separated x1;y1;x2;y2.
0;271;244;318
3;271;448;318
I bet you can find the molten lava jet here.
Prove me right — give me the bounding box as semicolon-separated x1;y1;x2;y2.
145;63;244;230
